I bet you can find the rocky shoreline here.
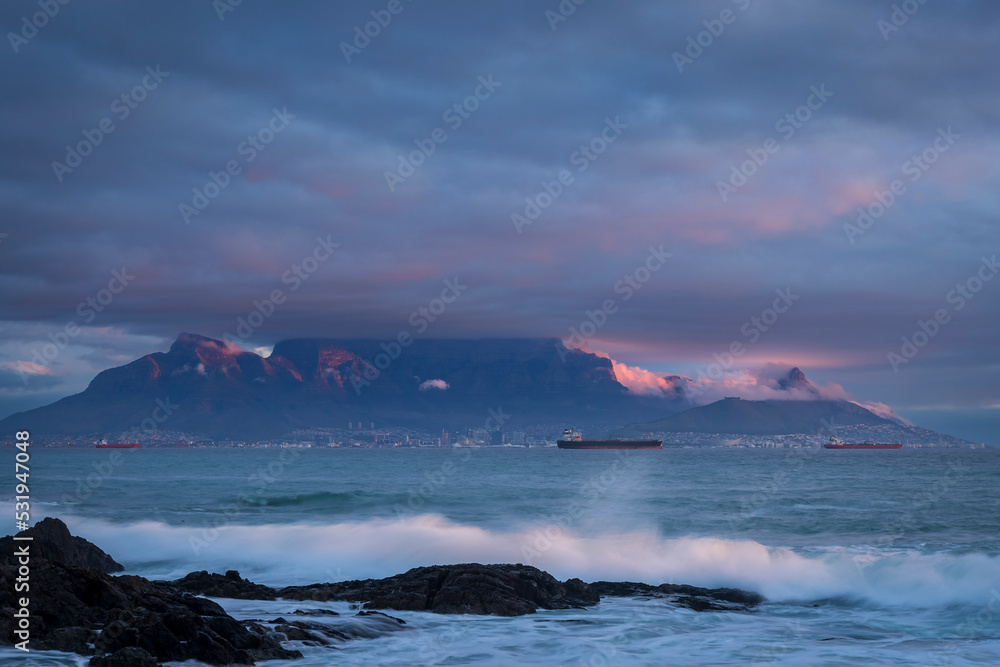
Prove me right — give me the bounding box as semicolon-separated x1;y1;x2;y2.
1;518;765;665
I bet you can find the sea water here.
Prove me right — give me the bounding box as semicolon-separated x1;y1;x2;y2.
3;446;1000;665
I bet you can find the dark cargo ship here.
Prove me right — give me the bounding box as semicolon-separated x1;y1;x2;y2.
823;437;901;450
557;429;662;450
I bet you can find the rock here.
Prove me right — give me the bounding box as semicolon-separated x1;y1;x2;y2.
277;563;601;616
356;610;405;624
165;563;764;617
589;580;765;611
267;613;406;645
0;543;301;665
88;647;158;667
273;620;349;645
0;517;123;572
291;608;340;616
42;626;96;654
165;569;279;600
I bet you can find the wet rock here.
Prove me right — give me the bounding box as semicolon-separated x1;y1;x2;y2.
165;569;279;600
167;563;765;617
589;580;765;611
273;620;349;645
88;646;158;667
278;563;601;616
356;610;405;625
0;527;302;666
291;608;340;616
0;517;123;572
38;626;96;654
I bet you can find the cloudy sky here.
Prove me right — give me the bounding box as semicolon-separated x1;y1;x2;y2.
1;0;997;443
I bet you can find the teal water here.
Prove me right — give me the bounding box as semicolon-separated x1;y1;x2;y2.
5;446;1000;665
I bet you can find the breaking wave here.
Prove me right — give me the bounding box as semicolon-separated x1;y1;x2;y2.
63;514;1000;608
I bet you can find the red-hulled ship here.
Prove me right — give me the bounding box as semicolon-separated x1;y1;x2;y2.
823;437;901;450
96;439;140;449
557;429;662;450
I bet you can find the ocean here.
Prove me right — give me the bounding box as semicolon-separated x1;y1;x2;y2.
5;446;1000;665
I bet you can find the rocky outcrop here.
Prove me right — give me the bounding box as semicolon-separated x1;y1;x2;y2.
165;564;765;616
0;517;123;572
590;581;766;611
169;569;279;600
163;563;599;617
276;563;601;616
0;525;301;665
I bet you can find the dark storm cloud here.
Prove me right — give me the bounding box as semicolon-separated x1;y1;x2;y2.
0;0;998;440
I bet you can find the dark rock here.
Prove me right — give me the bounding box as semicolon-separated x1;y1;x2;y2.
163;569;278;600
95;620;140;654
0;530;302;665
166;562;765;618
292;608;340;616
589;580;765;611
658;584;765;607
274;620;348;645
38;626;96;654
0;517;123;572
88;647;158;667
278;563;601;616
356;610;405;625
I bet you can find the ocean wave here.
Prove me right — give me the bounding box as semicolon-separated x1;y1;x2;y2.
61;515;1000;608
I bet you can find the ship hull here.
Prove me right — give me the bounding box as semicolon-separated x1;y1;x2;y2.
823;443;901;449
558;440;662;450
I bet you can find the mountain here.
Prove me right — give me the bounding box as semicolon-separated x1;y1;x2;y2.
0;333;682;439
2;334;947;443
777;366;816;394
623;397;897;436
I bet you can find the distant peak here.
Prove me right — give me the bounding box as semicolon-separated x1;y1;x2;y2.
778;366;812;390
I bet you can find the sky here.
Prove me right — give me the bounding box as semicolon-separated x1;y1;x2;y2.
0;0;997;443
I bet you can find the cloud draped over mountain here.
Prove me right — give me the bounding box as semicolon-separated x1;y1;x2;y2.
604;355;908;424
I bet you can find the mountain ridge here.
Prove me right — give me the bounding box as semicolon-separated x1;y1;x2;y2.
0;333;951;442
0;333;671;438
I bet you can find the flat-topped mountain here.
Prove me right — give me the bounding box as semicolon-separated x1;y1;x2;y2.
2;334;956;443
0;333;674;438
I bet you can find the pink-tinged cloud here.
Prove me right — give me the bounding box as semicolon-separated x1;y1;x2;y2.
419;379;449;391
610;360;688;399
583;347;910;423
855;400;910;424
1;361;54;376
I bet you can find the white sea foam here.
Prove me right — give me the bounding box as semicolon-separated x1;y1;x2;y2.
64;514;1000;608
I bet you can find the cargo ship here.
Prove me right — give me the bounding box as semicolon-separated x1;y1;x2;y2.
823;437;901;450
96;439;140;449
557;429;662;450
